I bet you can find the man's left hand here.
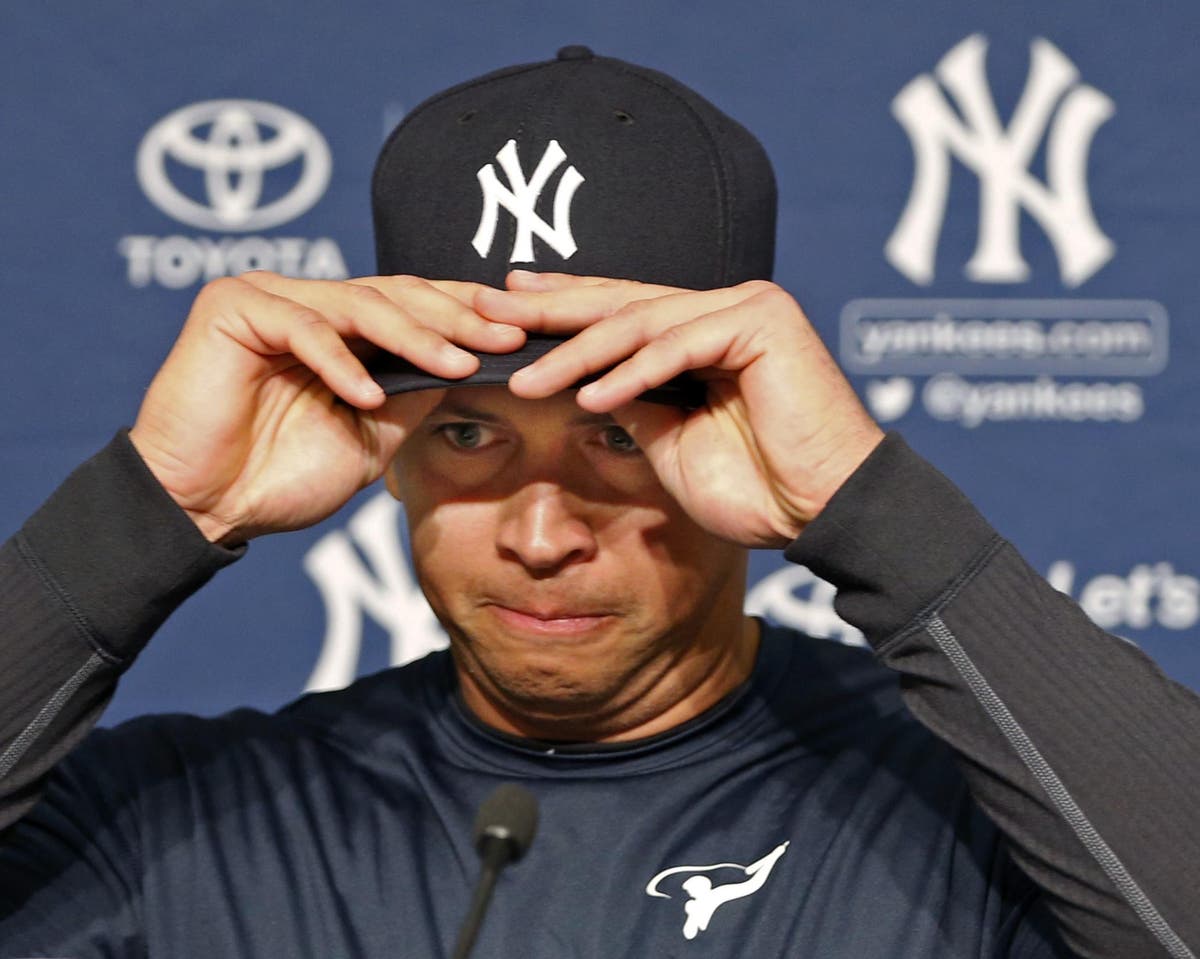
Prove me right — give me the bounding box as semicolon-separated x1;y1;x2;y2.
474;272;884;548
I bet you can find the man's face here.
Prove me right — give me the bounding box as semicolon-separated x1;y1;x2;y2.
386;386;752;741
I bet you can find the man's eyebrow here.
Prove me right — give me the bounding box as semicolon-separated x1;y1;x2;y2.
430;401;504;423
428;400;617;428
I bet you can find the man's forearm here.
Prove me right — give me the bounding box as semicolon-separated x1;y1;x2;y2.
790;433;1200;959
0;432;239;829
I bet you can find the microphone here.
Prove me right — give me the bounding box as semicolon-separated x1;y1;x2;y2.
451;782;539;959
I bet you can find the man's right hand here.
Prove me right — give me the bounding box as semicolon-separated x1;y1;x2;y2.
128;272;525;545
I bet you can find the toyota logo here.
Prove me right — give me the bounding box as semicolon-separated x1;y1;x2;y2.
136;100;332;232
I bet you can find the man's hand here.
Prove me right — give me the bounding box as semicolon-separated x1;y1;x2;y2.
129;272;524;545
475;271;883;548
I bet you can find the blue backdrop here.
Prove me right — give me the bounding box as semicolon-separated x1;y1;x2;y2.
2;1;1197;723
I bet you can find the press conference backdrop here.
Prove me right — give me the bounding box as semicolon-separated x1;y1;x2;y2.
2;1;1197;723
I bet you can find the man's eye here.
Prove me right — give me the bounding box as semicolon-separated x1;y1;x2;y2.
437;422;490;449
601;425;639;454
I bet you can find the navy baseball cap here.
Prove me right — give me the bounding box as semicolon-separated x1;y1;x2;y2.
367;45;777;405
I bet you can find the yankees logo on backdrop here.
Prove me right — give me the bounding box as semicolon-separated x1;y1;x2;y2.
473;139;585;262
887;34;1115;288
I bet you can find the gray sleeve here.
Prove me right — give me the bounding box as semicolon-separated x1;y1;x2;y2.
787;433;1200;959
0;431;240;829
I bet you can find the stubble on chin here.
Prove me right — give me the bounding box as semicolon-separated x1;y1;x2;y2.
444;619;684;740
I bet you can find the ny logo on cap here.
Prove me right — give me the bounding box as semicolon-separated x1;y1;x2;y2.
472;139;585;262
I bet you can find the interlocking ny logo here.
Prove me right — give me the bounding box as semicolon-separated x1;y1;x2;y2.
137;100;332;232
886;35;1115;288
472;139;585;262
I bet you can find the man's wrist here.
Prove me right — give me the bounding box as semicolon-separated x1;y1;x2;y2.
127;426;239;546
180;507;240;547
800;424;887;526
19;430;244;658
784;432;999;643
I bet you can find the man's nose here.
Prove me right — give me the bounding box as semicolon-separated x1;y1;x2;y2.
496;482;598;573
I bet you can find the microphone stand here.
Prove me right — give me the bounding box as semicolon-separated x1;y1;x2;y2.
451;783;539;959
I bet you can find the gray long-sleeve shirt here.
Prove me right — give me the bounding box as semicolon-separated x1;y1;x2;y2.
0;432;1196;957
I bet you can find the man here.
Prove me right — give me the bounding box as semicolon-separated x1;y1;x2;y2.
0;47;1196;959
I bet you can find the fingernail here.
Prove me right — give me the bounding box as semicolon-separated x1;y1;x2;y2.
443;345;475;366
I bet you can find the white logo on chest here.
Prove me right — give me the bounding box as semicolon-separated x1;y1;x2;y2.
472;139;585;262
646;841;790;940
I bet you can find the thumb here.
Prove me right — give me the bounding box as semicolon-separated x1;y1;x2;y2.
370;388;446;472
611;400;687;487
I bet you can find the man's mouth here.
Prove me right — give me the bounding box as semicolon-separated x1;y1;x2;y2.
485;603;614;637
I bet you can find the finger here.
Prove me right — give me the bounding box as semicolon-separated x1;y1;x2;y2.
351;274;527;354
506;284;765;398
505;270;629;291
356;275;490;309
369;388;447;467
247;271;521;354
572;302;772;413
475;275;687;330
240;272;521;376
609;399;686;482
271;286;480;386
210;284;392;409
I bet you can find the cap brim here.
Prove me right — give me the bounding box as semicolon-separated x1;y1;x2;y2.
366;334;706;409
